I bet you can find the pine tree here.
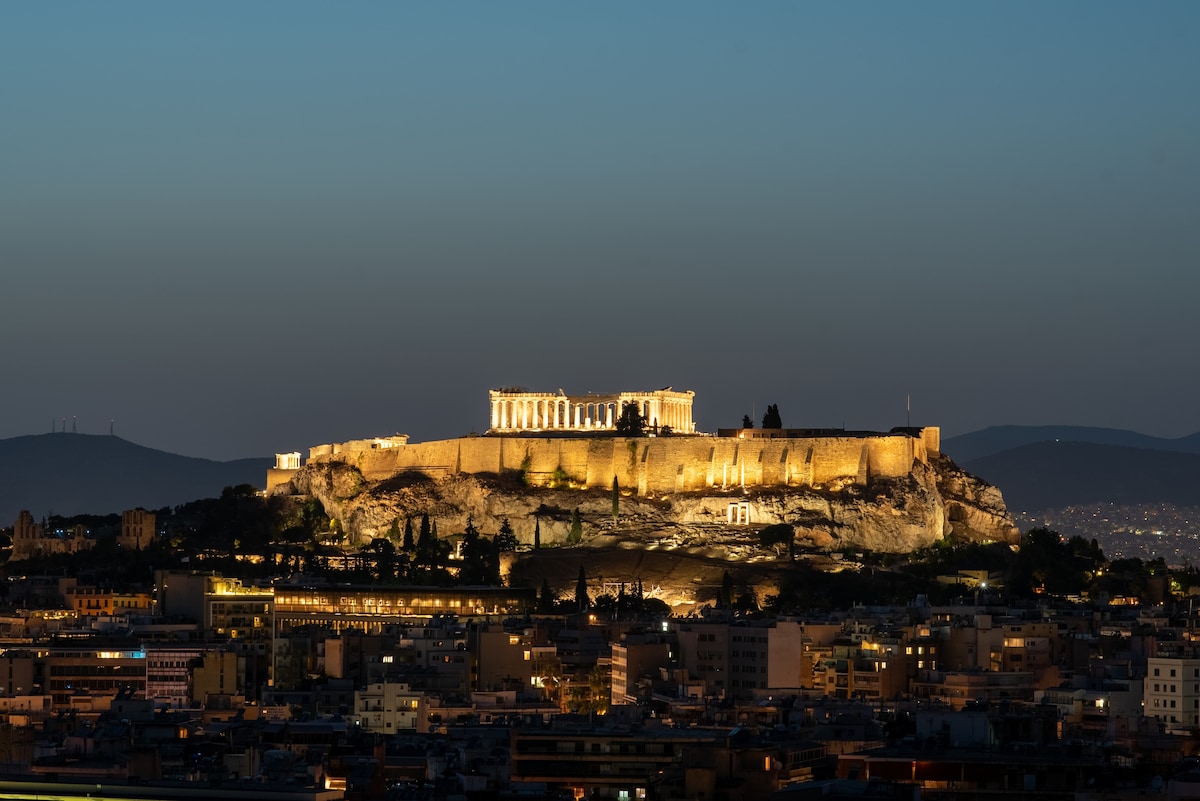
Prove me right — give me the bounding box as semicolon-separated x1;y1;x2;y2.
373;537;397;582
615;402;645;436
533;516;541;550
456;516;499;585
495;518;518;551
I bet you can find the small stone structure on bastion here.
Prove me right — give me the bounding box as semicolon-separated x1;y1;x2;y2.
268;388;941;497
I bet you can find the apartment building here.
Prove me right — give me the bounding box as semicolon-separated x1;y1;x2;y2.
1144;655;1200;733
353;681;429;733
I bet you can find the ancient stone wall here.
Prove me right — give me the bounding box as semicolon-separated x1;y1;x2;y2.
280;429;939;496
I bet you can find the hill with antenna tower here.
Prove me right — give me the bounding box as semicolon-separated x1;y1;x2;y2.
0;433;270;522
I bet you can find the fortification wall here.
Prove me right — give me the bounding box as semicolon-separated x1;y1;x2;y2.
266;468;299;493
290;429;937;495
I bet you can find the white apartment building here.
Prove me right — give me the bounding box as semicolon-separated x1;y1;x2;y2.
1144;656;1200;733
354;681;429;733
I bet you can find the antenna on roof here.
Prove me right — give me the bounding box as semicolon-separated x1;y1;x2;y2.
110;419;114;436
907;394;911;428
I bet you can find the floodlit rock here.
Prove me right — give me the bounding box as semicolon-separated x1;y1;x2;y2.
274;449;1018;554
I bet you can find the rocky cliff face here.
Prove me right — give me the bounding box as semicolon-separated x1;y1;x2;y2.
274;451;1018;554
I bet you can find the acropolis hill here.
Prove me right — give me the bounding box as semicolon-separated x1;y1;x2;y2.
267;387;1018;555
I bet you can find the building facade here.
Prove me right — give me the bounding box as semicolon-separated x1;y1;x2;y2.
1145;656;1200;733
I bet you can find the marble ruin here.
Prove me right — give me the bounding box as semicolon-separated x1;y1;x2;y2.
488;387;695;434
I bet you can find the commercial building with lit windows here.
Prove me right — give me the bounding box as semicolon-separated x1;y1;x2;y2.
156;571;535;639
272;585;536;635
46;641;147;707
510;722;825;800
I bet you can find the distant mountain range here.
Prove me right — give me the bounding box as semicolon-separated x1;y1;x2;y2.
942;425;1200;463
943;426;1200;514
0;433;270;523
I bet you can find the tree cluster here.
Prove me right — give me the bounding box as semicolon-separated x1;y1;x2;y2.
762;403;783;429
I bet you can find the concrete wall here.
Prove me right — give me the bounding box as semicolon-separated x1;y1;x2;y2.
287;428;939;496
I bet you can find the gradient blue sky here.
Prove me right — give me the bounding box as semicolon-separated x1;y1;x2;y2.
3;3;1198;460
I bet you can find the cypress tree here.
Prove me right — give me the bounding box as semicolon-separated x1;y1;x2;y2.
575;564;590;611
539;578;555;614
719;570;734;609
402;517;415;552
416;513;434;567
568;508;583;544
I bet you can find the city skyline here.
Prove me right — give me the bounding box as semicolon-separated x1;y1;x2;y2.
4;3;1198;461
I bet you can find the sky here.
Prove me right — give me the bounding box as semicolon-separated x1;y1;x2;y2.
3;3;1199;461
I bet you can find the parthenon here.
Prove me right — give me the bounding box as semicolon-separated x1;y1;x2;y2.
488;387;696;434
